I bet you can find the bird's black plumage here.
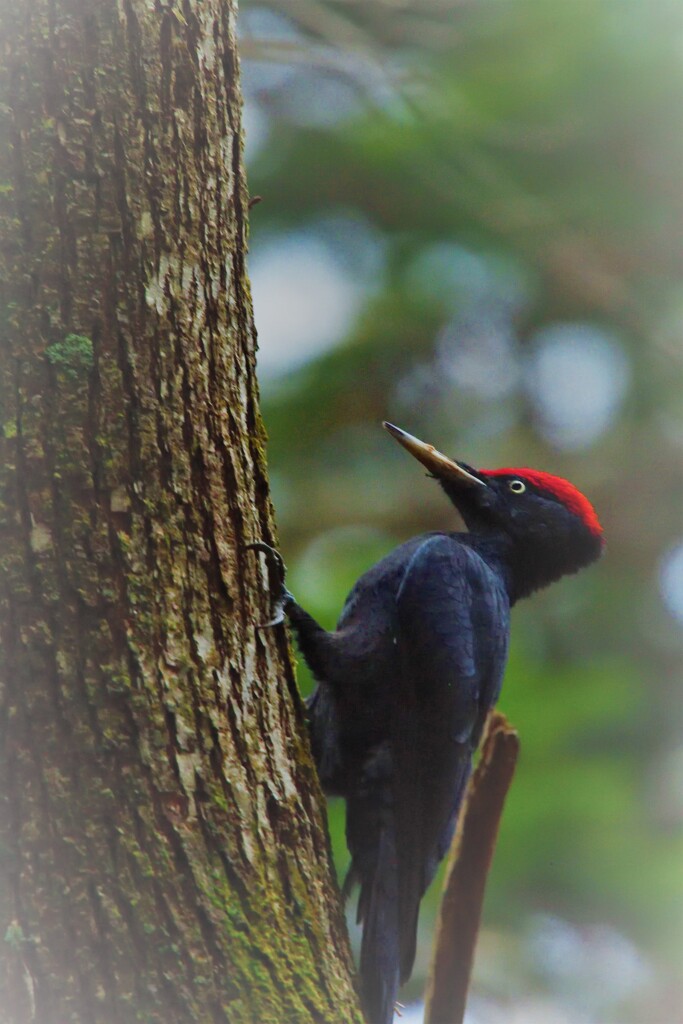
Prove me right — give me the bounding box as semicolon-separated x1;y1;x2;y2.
252;423;603;1024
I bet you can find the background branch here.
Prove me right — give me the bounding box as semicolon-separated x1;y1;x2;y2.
424;712;520;1024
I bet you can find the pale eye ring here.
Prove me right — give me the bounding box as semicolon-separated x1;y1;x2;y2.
509;479;526;494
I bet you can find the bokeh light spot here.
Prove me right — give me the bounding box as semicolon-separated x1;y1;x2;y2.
439;314;519;400
239;7;300;95
242;100;269;165
659;539;683;624
526;324;631;449
250;234;365;378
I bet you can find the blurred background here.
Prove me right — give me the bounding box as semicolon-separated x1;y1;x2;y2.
238;1;683;1020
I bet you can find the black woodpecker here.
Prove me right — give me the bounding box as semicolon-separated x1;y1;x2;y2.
251;422;604;1024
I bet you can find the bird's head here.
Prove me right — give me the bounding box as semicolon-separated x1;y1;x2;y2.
384;422;604;599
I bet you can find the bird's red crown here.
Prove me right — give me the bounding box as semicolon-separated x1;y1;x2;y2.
481;468;603;538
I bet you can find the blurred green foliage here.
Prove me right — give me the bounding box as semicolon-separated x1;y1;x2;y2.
241;0;683;1017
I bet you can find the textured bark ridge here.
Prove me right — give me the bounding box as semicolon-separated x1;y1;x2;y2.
0;3;360;1021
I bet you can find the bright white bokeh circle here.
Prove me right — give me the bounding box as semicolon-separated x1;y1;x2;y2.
526;324;631;449
660;540;683;624
250;235;364;378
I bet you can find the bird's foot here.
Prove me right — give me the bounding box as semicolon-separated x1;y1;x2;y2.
246;541;294;628
394;1002;405;1019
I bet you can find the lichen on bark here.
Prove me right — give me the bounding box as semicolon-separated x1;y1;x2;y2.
0;2;360;1021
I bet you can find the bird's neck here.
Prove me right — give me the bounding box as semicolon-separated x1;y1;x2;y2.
461;529;588;605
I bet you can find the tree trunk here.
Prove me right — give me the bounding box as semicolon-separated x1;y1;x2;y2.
0;2;361;1021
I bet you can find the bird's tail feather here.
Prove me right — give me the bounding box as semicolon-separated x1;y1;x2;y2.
358;824;401;1024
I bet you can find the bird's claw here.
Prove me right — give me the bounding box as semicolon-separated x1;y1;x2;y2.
259;606;287;629
246;541;293;629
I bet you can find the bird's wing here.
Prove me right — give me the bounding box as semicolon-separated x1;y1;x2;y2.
392;534;509;981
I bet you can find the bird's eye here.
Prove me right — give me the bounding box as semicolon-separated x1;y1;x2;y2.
509;480;526;494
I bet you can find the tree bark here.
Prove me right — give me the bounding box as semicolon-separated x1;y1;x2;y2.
0;2;361;1021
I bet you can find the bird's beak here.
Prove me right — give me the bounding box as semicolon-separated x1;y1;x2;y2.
383;422;486;488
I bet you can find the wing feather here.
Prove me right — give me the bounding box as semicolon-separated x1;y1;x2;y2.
392;536;509;980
